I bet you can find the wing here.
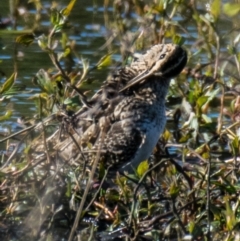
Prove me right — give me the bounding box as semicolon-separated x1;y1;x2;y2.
82;120;143;170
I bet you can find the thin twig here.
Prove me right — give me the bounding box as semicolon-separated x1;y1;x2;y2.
49;52;91;108
0;114;56;144
206;157;211;241
84;166;111;212
68;131;105;241
171;197;187;234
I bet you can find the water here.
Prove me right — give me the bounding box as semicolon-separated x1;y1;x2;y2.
0;0;112;131
1;0;232;123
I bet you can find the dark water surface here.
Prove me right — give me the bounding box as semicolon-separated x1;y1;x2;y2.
0;0;113;129
1;0;232;131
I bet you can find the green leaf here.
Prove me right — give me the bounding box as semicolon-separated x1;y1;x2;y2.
51;8;61;25
196;96;208;108
212;180;236;195
211;0;221;19
169;182;179;199
96;52;113;69
6;84;26;93
223;3;240;17
173;35;185;46
34;69;55;94
178;133;192;143
188;220;195;234
201;114;212;123
0;84;27;100
224;196;236;231
15;33;35;46
137;160;149;177
61;0;77;17
51;9;66;29
0;110;12;121
0;73;16;94
230;136;239;156
37;34;48;51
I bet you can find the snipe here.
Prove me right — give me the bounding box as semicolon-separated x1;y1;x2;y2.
57;44;187;174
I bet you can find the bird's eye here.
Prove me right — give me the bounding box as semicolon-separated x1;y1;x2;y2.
159;54;166;59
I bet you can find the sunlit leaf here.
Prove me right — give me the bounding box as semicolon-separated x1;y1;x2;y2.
179;133;192;143
234;34;240;46
202;88;220;111
0;110;12;121
137;160;149;177
181;98;192;118
64;46;71;57
51;8;61;25
82;57;90;73
169;182;179;199
37;34;48;51
197;96;208;108
190;116;198;140
230;136;239;156
195;144;210;157
16;34;35;46
115;174;128;188
223;3;240;17
61;0;76;17
78;57;90;84
201;114;212;123
35;69;55;94
39;92;50;100
188;220;195;234
58;46;71;61
96;52;113;69
162;129;171;141
87;142;94;150
0;84;27;99
0;73;16;94
151;3;164;13
173;35;185;46
51;8;66;29
202;151;210;159
211;0;221;20
224;196;236;231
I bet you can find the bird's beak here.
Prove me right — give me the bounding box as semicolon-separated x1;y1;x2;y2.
120;69;161;92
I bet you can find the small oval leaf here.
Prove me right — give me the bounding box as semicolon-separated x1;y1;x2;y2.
16;34;35;46
61;0;77;17
0;73;16;94
197;96;208;108
223;3;240;17
137;160;149;177
96;53;113;69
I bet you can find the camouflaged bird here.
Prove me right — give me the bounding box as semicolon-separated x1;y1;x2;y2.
57;44;187;173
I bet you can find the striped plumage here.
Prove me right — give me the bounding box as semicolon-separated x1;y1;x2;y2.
57;44;187;173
